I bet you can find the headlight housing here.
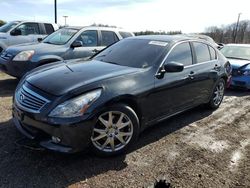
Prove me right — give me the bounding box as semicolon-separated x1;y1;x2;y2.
243;70;250;76
13;50;34;61
49;89;102;118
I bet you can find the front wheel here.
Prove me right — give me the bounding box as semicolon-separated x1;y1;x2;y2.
90;104;140;157
207;78;225;109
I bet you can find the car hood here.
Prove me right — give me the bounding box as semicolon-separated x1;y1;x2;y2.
6;42;63;56
26;59;141;96
228;58;250;70
0;32;7;39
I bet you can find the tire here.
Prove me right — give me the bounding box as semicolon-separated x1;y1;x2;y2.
90;104;140;157
207;78;225;109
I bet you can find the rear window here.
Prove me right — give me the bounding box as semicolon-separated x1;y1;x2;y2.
193;42;211;63
94;39;167;68
119;31;133;38
101;31;119;46
44;24;54;34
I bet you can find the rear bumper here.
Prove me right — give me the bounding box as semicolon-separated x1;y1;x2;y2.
12;105;94;153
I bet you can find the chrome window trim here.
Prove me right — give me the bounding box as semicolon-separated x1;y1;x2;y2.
155;39;219;76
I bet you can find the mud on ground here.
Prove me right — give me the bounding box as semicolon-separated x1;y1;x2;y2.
0;72;249;187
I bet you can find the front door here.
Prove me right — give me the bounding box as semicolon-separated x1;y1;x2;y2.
147;42;197;121
64;30;103;60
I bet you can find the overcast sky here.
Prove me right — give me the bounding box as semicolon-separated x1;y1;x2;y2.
0;0;249;33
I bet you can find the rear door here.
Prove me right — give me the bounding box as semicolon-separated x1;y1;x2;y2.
190;42;219;103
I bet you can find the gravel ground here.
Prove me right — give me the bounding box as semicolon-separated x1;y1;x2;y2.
0;72;249;188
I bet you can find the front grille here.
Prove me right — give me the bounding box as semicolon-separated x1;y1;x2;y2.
15;84;50;113
0;51;13;61
232;69;243;76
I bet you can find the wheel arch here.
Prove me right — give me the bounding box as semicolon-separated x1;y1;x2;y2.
103;95;142;124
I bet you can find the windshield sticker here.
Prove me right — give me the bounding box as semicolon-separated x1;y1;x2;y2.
149;41;168;46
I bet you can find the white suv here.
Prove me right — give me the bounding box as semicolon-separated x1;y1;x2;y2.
0;21;58;53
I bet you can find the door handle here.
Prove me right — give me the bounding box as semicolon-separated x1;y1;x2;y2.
214;64;221;70
188;71;195;80
92;49;99;53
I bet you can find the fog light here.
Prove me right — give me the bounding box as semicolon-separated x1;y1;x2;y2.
52;136;61;143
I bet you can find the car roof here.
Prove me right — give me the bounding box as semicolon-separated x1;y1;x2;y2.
63;26;133;32
130;35;201;43
12;20;55;24
225;43;250;47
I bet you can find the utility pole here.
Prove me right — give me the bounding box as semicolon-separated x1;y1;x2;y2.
54;0;57;24
234;13;242;43
63;16;68;26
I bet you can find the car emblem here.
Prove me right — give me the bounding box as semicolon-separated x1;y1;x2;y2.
19;94;25;102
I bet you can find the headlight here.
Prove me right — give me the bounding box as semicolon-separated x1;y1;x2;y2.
49;89;102;118
243;70;250;76
13;50;34;61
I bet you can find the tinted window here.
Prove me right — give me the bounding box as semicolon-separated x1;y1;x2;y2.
209;46;216;60
76;30;98;47
101;31;119;46
166;42;192;66
119;31;133;38
193;42;210;63
44;24;54;34
16;23;40;35
94;39;167;68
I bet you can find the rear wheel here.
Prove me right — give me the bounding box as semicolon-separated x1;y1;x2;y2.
90;104;139;156
207;78;225;109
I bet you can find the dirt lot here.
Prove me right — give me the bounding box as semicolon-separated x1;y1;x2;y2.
0;72;249;188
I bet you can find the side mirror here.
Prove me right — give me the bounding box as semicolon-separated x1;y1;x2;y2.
10;29;22;36
71;41;83;48
37;38;43;42
164;61;184;72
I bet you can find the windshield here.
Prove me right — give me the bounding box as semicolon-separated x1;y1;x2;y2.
43;28;78;45
0;21;20;33
93;39;167;68
220;45;250;60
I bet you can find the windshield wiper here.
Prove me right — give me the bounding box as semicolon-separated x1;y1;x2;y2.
43;41;53;44
103;61;119;65
226;56;250;61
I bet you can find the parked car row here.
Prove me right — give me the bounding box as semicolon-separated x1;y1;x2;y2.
0;21;243;156
0;26;134;78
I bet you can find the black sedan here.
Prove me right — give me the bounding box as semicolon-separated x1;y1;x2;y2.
13;35;230;156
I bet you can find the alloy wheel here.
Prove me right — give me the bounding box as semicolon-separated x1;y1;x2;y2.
91;111;134;153
213;81;225;106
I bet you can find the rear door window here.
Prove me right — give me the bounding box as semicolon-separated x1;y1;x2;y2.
44;24;55;34
101;31;119;46
193;42;211;63
166;42;193;66
119;31;133;38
